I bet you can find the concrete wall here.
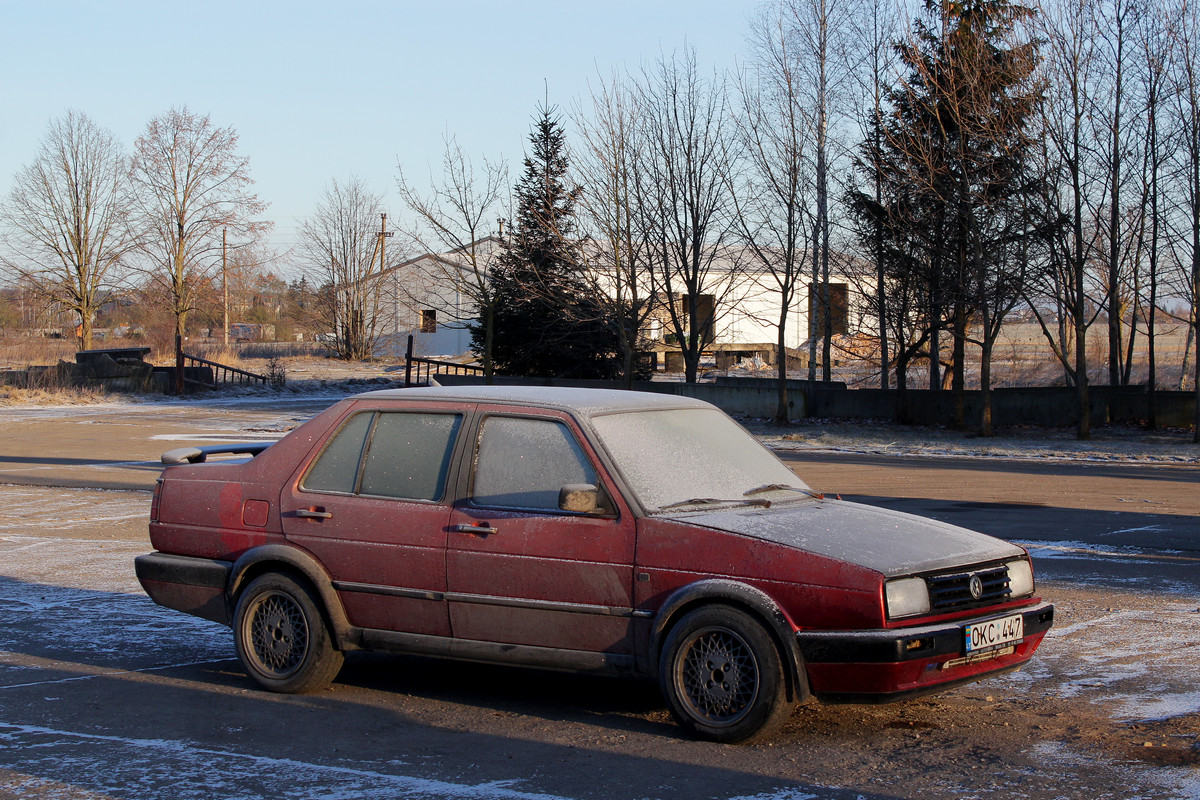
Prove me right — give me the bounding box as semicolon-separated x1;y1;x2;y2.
432;373;806;419
432;373;1195;428
807;384;1195;428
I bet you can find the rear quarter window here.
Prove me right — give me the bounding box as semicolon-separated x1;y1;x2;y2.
302;412;373;494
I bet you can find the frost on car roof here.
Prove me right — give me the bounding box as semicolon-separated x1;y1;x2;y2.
353;385;712;417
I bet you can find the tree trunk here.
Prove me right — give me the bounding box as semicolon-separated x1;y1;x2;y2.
775;325;789;425
1181;325;1194;391
1193;195;1200;442
1107;11;1126;388
980;336;993;437
621;338;636;390
483;302;495;385
929;326;941;391
1148;121;1160;428
78;315;94;351
1075;297;1090;439
951;303;967;429
1072;119;1091;440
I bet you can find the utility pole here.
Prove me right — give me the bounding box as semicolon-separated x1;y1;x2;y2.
378;213;393;355
222;227;229;348
379;214;391;273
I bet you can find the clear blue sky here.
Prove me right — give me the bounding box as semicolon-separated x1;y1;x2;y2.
1;0;762;271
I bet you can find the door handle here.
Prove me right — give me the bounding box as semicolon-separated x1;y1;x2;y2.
453;523;499;535
296;508;333;520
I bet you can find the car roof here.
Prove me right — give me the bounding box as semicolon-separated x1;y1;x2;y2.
353;385;714;417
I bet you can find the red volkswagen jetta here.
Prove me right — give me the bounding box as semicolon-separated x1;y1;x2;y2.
136;386;1053;742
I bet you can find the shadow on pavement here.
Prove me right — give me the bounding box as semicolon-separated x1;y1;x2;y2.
0;575;899;800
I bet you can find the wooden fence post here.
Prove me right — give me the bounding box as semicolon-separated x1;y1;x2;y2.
405;334;414;388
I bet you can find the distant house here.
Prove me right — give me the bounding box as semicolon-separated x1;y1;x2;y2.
371;237;502;359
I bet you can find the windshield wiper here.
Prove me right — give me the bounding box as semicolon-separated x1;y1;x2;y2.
743;484;825;500
657;497;773;512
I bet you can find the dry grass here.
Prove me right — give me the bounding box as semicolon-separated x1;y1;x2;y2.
822;320;1195;390
0;338;78;370
0;383;110;406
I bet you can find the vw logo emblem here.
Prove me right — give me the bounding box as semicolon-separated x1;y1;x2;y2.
969;575;984;600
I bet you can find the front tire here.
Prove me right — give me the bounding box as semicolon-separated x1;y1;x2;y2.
659;605;793;743
233;573;343;693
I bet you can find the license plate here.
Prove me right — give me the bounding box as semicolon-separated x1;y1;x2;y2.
964;613;1024;653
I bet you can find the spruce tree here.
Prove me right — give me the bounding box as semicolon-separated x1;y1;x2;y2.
475;107;620;379
849;0;1047;429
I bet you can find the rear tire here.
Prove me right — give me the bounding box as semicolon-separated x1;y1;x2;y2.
659;605;793;743
233;573;343;693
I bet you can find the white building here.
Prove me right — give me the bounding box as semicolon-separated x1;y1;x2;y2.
372;238;868;369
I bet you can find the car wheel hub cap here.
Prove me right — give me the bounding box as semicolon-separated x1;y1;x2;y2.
679;629;758;724
251;594;308;675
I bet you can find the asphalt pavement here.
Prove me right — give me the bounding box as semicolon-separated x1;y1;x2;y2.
2;399;1199;799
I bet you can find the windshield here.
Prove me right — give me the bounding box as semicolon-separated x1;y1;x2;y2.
589;407;811;513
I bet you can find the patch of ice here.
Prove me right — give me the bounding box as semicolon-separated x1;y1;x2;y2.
150;433;282;442
1116;690;1200;722
1013;540;1185;563
756;423;1200;466
0;722;574;800
1032;740;1200;800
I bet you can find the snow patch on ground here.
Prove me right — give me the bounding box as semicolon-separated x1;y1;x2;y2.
1014;540;1185;562
751;420;1200;465
0;491;148;537
0;722;575;800
1117;690;1200;722
1017;598;1200;714
1031;741;1200;800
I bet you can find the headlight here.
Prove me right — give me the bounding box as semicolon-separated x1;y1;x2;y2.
886;577;931;618
1006;558;1035;597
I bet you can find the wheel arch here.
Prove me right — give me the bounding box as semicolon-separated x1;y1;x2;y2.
228;544;358;651
649;579;810;703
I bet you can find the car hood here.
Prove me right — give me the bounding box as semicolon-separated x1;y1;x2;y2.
673;499;1023;578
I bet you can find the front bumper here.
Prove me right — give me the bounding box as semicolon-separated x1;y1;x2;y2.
796;601;1054;701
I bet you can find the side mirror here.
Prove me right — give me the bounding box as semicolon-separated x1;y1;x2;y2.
559;484;605;515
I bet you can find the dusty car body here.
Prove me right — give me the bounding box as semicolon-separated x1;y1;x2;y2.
136;386;1053;742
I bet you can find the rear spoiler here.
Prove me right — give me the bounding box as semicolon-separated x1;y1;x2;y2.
161;442;273;465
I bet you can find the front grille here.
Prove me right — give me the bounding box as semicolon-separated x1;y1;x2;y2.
927;564;1011;612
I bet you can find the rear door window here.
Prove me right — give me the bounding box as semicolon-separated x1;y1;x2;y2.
303;411;461;501
360;413;462;501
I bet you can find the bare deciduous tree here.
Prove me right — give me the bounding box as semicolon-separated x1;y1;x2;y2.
1033;0;1107;438
846;0;903;389
130;107;268;348
1169;0;1200;440
732;3;816;421
396;137;508;379
0;111;136;349
299;176;395;360
574;73;658;388
775;0;861;383
1093;0;1141;386
633;49;740;385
